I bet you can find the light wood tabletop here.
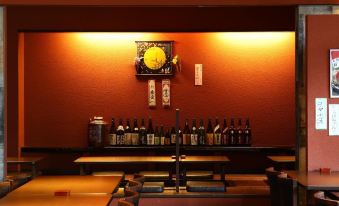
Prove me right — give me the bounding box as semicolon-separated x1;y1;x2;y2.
74;156;176;164
9;175;122;195
7;157;43;164
180;155;230;163
0;194;112;206
267;156;295;163
286;170;339;190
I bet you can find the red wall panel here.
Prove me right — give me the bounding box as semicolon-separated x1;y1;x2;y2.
306;15;339;171
22;32;295;147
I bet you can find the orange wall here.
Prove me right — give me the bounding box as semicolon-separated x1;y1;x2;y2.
307;15;339;171
22;32;295;147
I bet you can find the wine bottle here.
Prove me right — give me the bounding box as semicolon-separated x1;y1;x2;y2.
125;119;132;145
139;118;147;145
108;118;117;146
147;118;155;145
165;129;171;145
170;127;176;145
116;119;125;145
160;125;165;145
206;119;214;146
154;126;160;145
237;118;244;145
214;117;222;145
183;119;191;145
244;118;252;146
178;127;183;145
228;118;236;146
131;118;139;145
198;119;206;145
190;119;198;145
222;118;228;145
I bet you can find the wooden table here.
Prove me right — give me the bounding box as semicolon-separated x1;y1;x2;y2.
8;175;122;196
286;170;339;190
180;155;230;181
0;194;112;206
74;156;176;175
267;155;295;171
7;157;43;177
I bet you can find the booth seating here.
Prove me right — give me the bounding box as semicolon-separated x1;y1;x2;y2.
0;181;10;198
186;181;225;192
6;171;32;190
134;174;164;193
186;171;214;180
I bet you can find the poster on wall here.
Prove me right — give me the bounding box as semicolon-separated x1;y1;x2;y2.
330;49;339;98
329;104;339;136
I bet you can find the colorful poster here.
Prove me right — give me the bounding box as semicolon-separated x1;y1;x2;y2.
330;49;339;98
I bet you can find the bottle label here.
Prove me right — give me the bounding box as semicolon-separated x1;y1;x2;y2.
171;134;176;144
147;134;155;145
206;133;214;145
214;133;222;145
116;134;125;145
165;138;171;145
109;133;117;145
125;133;132;145
154;136;160;145
160;137;165;145
190;134;198;145
131;133;139;145
183;134;190;145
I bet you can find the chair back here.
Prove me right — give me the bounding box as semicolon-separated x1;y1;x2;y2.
265;167;282;206
277;173;297;206
121;189;140;206
126;180;143;192
118;199;134;206
133;174;145;185
314;191;339;206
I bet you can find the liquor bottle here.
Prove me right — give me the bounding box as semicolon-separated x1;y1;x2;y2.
116;119;125;145
206;119;214;146
222;118;228;145
190;119;198;145
237;118;244;145
228;118;236;146
125;119;132;145
182;119;191;145
108;118;117;146
214;117;222;145
178;127;183;145
147;118;155;145
154;126;160;145
198;119;206;145
170;127;176;145
160;125;165;145
165;129;171;145
131;118;139;145
244;118;252;145
139;118;147;145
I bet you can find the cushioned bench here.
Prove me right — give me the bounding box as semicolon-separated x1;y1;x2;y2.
186;181;226;192
141;182;164;193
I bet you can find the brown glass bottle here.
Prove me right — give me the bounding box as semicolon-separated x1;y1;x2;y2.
125;119;132;145
198;119;206;145
183;119;191;145
244;118;252;146
190;119;198;145
206;119;214;146
214;118;222;145
147;118;155;145
228;118;236;146
222;118;228;145
237;119;244;145
160;125;165;145
139;118;147;145
116;119;125;145
165;129;171;145
131;118;139;145
170;127;176;145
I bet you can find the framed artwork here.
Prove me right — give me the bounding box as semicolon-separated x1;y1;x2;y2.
135;41;174;76
330;49;339;98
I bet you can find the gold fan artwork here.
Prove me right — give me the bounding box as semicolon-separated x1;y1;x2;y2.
135;41;180;75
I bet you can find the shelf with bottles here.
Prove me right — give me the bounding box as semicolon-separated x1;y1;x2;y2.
91;117;252;148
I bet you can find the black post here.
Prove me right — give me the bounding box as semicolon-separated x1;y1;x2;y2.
175;109;180;193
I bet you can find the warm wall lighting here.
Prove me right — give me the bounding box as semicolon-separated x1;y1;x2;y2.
217;32;294;48
75;32;152;45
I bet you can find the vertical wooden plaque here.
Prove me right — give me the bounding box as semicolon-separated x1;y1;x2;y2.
148;80;156;107
162;79;170;108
